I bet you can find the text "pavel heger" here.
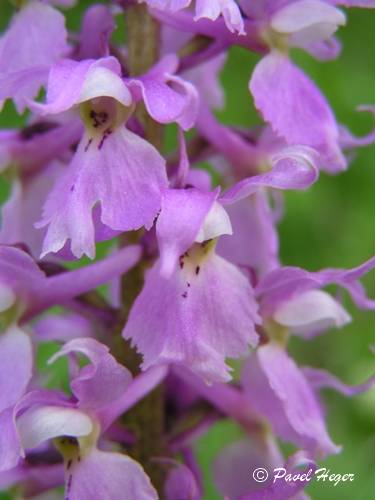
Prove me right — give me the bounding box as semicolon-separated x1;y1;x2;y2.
273;467;355;487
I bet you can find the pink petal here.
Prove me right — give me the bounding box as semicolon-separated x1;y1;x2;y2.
156;188;218;277
124;254;260;383
32;57;130;115
48;338;132;410
302;366;375;396
273;289;351;337
249;51;345;172
17;405;93;450
127;55;199;130
270;0;346;47
213;435;283;497
37;127;167;258
217;192;280;277
67;449;157;500
0;1;68;110
0;407;22;471
242;343;340;457
195;0;245;34
220;145;319;205
0;326;32;412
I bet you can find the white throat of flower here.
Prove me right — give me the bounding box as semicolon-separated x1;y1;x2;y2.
78;65;135;149
178;202;232;285
262;0;346;53
54;417;100;468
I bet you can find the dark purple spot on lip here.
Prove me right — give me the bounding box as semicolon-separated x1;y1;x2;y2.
98;129;112;150
84;138;92;152
200;239;212;248
90;110;109;128
182;291;188;298
66;459;72;470
195;266;200;275
67;473;73;492
70;185;75;192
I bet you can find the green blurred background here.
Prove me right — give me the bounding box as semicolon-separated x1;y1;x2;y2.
0;2;374;499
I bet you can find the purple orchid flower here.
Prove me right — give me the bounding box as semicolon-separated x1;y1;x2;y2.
244;0;349;172
237;258;375;458
6;338;167;498
29;56;167;258
0;242;142;471
256;256;375;320
29;54;197;259
155;1;375;173
242;341;341;458
124;187;261;383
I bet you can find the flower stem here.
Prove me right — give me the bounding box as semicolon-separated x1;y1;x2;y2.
126;4;163;150
117;6;166;494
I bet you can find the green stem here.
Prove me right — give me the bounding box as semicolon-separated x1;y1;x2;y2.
115;7;167;494
126;4;163;149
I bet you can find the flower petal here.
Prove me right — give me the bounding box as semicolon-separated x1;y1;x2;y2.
49;338;132;410
273;289;351;337
156;188;218;277
67;449;157;500
195;0;245;34
0;408;22;472
213;435;283;497
33;312;94;343
0;163;65;258
98;365;168;430
242;343;340;457
195;201;232;243
165;460;200;500
127;55;199;130
17;406;93;450
32;57;130;115
256;256;375;315
78;5;115;60
182;53;226;110
0;1;68;111
124;255;260;383
271;0;346;47
37;127;167;258
249;51;345;172
302;366;375;396
0;245;45;305
0;326;33;412
220;145;319;205
217;191;280;277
